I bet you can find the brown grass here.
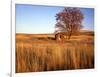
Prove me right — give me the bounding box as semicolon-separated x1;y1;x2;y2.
16;32;94;73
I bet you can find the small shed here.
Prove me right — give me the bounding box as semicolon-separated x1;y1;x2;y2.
55;32;68;41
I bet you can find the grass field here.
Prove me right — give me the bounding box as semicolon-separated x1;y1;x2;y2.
16;31;94;73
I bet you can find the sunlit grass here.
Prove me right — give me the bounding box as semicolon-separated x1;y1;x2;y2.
16;33;94;73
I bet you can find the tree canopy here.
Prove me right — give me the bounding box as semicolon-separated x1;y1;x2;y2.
55;7;84;39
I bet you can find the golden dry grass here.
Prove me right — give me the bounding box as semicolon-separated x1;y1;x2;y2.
16;32;94;73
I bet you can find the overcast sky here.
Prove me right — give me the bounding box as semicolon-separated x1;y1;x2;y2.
16;4;94;34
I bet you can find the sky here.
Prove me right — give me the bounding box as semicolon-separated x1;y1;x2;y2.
16;4;94;34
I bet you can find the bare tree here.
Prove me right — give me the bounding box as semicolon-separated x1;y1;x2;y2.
55;7;84;39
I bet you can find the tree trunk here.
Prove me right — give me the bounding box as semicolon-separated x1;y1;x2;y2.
68;31;72;40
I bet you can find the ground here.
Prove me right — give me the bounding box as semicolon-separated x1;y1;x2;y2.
16;30;94;73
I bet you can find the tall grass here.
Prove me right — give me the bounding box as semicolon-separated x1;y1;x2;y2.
16;40;94;73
